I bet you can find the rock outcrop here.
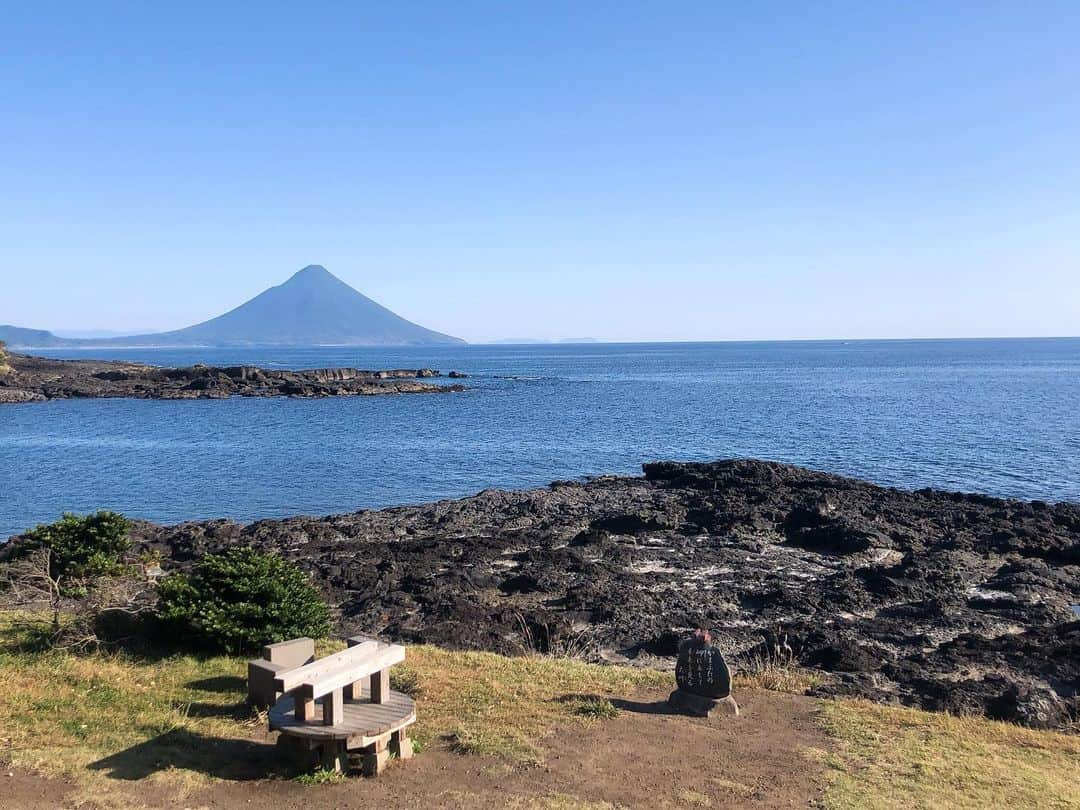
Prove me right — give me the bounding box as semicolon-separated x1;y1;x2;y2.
107;460;1079;729
0;352;464;403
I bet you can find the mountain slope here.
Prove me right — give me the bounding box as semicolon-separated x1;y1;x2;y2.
0;326;77;348
1;266;465;348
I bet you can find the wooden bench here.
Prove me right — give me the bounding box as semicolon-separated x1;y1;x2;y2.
248;637;316;707
249;636;416;775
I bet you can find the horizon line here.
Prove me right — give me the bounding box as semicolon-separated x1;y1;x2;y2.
6;334;1079;351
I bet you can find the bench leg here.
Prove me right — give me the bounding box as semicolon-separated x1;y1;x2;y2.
295;694;316;722
370;668;389;704
323;687;344;726
320;740;348;773
362;737;389;777
344;679;363;701
390;729;414;761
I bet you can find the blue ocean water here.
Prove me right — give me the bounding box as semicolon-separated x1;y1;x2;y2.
2;339;1078;540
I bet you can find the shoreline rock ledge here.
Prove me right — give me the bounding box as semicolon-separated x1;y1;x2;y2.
0;349;465;402
88;458;1080;731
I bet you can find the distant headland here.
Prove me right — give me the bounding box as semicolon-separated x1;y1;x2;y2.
0;265;465;348
0;344;464;404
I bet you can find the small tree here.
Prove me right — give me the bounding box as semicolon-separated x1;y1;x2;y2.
0;545;154;651
16;511;132;594
155;546;332;654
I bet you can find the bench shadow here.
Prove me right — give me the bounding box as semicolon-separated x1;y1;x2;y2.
185;675;247;693
177;699;256;720
87;728;287;782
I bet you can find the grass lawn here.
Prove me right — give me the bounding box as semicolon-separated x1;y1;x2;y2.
817;698;1080;809
1;611;1077;808
0;612;670;784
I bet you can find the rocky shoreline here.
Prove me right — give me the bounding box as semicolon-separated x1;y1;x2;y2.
117;460;1079;730
0;349;465;402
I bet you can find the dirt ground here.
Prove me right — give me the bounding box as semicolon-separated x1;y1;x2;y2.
1;688;830;809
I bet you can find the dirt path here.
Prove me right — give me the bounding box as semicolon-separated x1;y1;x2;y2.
1;688;830;809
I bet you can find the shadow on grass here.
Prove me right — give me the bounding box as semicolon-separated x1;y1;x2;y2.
185;675;246;693
556;693;687;718
87;728;289;781
177;700;256;721
0;615;243;665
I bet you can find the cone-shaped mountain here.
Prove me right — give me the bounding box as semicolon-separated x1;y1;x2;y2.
0;266;465;347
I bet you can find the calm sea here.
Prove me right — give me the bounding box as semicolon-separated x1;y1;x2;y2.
2;339;1078;540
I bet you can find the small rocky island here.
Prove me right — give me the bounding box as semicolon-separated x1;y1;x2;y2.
0;344;464;403
102;459;1079;730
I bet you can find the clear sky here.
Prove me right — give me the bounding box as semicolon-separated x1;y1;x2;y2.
2;2;1078;343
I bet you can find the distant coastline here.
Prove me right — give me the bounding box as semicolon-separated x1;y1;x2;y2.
0;348;465;404
486;337;601;345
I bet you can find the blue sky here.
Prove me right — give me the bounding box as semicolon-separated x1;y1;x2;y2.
1;2;1078;342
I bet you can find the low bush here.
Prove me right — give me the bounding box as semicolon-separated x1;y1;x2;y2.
294;768;347;785
15;511;132;594
155;546;332;654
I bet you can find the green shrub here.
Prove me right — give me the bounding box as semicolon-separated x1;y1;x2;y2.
19;511;132;591
294;768;347;785
568;696;620;720
155;546;332;654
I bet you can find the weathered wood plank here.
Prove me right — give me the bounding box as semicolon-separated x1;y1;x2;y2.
262;637;315;669
269;691;415;743
345;636;376;701
247;659;287;708
274;640;379;694
294;644;405;702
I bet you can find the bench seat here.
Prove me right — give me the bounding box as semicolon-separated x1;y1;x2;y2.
269;690;415;746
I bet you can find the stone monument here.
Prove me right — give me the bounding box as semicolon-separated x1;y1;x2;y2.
668;629;739;717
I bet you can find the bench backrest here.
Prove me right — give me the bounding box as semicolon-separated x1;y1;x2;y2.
274;641;406;701
274;641;378;693
262;637;315;669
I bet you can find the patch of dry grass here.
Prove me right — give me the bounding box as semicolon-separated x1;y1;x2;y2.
733;662;822;694
5;608;1077;810
0;611;670;790
0;613;267;805
402;645;670;762
728;634;823;694
816;698;1080;809
677;788;713;806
